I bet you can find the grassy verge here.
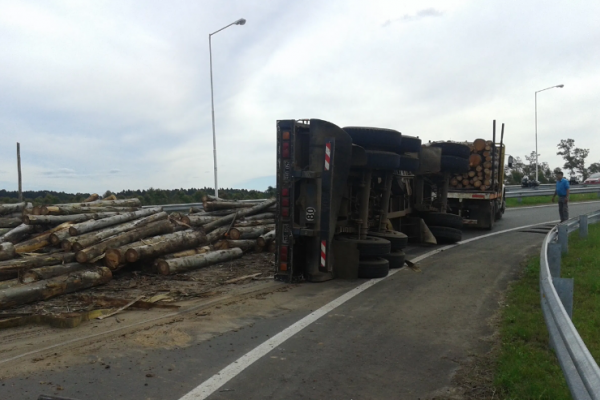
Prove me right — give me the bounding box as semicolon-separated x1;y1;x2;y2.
493;256;570;399
506;192;600;208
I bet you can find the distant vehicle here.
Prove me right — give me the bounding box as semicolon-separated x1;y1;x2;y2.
521;176;540;188
583;173;600;185
569;176;580;185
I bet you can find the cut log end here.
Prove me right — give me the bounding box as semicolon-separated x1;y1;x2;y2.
155;259;170;275
104;249;123;270
125;248;140;263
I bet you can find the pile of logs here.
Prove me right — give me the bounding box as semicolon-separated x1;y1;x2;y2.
0;196;276;310
449;138;500;191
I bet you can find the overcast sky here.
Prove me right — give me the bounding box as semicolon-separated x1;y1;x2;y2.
1;0;599;194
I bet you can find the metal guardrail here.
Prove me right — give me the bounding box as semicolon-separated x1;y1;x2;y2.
540;210;600;399
506;186;600;199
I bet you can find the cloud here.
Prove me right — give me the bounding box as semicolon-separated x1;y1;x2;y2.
382;8;444;27
109;169;121;174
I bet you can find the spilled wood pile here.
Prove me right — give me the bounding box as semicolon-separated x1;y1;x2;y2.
0;196;276;312
449;138;500;191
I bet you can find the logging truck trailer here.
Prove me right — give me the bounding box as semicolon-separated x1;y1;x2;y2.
446;121;508;230
274;119;437;283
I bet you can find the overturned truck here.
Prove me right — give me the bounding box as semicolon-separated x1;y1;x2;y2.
274;119;506;283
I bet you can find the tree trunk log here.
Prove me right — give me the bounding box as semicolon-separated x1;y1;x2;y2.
257;229;276;248
75;220;173;263
0;218;23;228
42;206;139;215
0;279;19;290
20;262;92;284
224;240;256;252
24;212;121;225
244;212;275;221
83;194;99;202
0;267;112;309
0;243;15;261
0;228;10;236
202;199;277;233
54;198;141;208
181;215;219;227
14;222;73;254
205;226;229;244
0;252;76;281
0;202;26;216
154;248;243;275
161;246;213;260
234;219;274;227
0;224;35;244
203;202;254;211
69;207;162;236
124;230;206;263
228;225;274;240
64;212;168;252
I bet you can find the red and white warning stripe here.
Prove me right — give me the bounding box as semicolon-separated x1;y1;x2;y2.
321;240;327;268
324;143;331;171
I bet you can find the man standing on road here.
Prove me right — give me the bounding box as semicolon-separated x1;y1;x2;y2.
552;171;570;222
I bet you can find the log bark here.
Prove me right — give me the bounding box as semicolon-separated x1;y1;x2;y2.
20;262;91;284
181;215;219;227
69;207;162;236
0;218;23;228
0;267;112;309
0;253;76;281
124;230;206;263
161;246;213;260
64;211;168;252
75;220;174;263
0;243;15;261
202;199;277;233
192;209;238;216
203;202;254;211
14;222;73;254
228;225;274;240
0;202;26;216
103;194;117;201
25;212;121;225
83;194;99;202
205;226;229;244
0;279;19;290
244;212;275;221
234;219;274;227
257;229;276;248
224;240;257;252
55;198;141;208
0;224;35;244
42;206;139;215
213;240;229;250
0;228;10;236
154;248;243;275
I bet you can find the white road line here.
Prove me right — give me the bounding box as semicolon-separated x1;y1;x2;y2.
506;200;600;210
178;221;556;400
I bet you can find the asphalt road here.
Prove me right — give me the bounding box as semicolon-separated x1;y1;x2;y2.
2;201;600;400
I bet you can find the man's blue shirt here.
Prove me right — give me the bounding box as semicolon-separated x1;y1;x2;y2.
556;178;570;196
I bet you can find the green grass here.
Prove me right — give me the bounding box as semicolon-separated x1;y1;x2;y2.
506;192;600;208
494;256;570;399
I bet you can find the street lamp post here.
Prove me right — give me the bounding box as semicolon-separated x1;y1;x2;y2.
209;18;246;198
535;84;564;182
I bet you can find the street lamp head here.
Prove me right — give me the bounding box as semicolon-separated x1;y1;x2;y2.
235;18;246;25
557;84;564;88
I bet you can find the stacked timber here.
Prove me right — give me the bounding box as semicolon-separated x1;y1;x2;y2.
0;196;277;310
449;139;500;191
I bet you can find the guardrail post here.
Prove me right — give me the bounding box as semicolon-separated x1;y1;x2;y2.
552;277;574;319
558;224;569;254
579;214;589;238
548;242;562;278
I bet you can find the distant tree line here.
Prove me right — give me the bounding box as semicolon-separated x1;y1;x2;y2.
0;186;274;206
505;138;600;184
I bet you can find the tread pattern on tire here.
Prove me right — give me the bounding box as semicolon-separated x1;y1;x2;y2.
431;142;470;159
398;155;420;172
399;135;421;153
365;150;400;170
343;127;402;150
358;257;389;278
368;231;408;250
420;212;463;230
336;235;391;257
383;250;406;269
428;226;462;244
440;155;469;173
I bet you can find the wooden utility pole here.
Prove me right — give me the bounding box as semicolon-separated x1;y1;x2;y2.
16;143;22;201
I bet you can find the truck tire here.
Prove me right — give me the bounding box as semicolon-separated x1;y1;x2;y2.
336;235;391;257
342;127;402;150
398;135;421;153
420;212;463;230
365;150;400;170
358;257;389;278
431;142;470;159
428;226;462;244
440;155;469;173
398;155;420;172
382;250;406;269
368;230;408;250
